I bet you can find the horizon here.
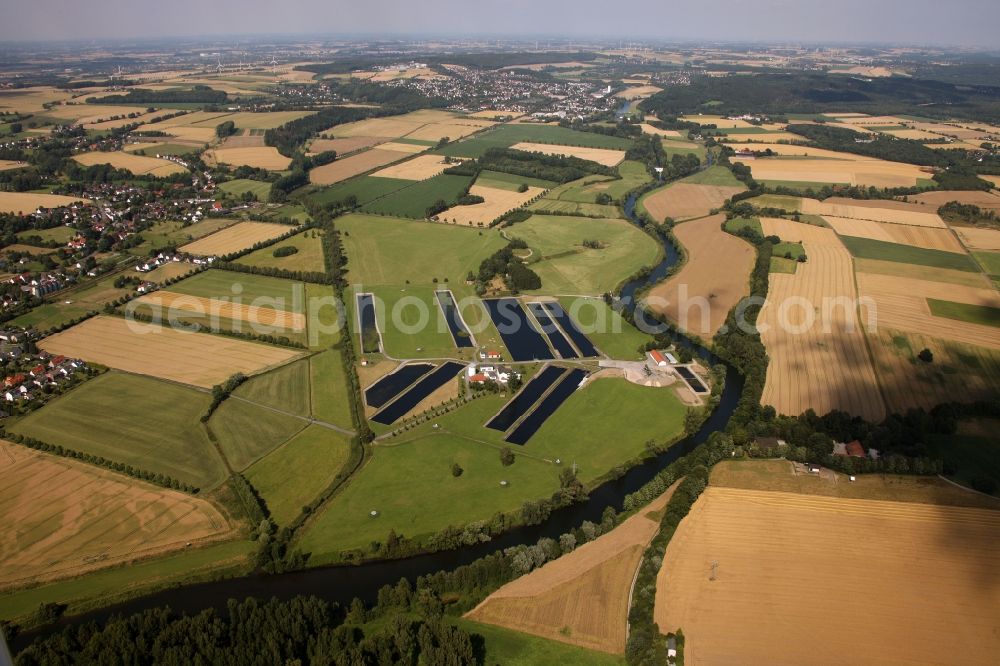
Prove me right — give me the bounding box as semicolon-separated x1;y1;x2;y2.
2;0;1000;49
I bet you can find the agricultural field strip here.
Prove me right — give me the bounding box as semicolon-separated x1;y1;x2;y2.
758;218;885;421
179;221;292;256
823;216;967;253
133;291;306;331
508;142;626;167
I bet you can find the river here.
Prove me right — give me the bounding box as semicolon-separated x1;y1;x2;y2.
13;184;743;651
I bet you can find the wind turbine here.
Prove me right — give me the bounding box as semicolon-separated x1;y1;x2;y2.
270;55;278;75
216;56;223;74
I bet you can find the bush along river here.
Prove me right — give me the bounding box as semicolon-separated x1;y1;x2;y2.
12;188;744;648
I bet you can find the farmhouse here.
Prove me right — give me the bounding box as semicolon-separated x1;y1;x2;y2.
480;349;502;361
753;437;787;453
649;350;668;367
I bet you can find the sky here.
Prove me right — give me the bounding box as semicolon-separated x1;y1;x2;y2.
2;0;999;48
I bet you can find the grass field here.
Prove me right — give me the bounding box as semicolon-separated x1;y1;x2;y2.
467;483;678;654
840;235;979;272
557;297;652;360
304;175;412;208
10;272;135;331
655;461;1000;664
973;251;1000;275
8;373;227;489
129;218;238;255
336;213;506;285
514;214;661;295
245;426;354;526
723;216;762;235
170;269;306;313
309;349;354;429
298;376;685;558
233;357;312;416
436;124;632;159
15;225;75;243
360;173;474;218
236;229;325;272
926;298;1000;327
475;170;557;191
0;440;230;589
210;397;306;472
358;285;462;359
217;178;272;199
457;620;624;665
0;540;253;624
925;420;1000;495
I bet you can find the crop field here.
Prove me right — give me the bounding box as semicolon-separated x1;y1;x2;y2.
647;214;755;338
218;133;265;149
191;111;313;130
741;156;929;188
179;221;291;256
508;142;626;167
803;197;947;227
0;440;231;589
73;150;187;176
133;291;306;331
856;273;1000;349
308;136;384;155
236;229;325;272
360;173;475;218
436;124;632;159
336;213;506;285
205;146;291;171
440;184;545;226
305;175;411;209
369;153;452;181
654;482;1000;665
641;181;744;222
841;235;979;272
475;170;557;191
375;141;430;154
0;191;90;214
513;214;661;295
824;216;966;252
217;178;272;199
757;218;885;421
404;119;495;143
617;85;663;100
8;372;227;488
245;426;353;526
869;329;1000;412
166;269;308;316
300;377;685;558
308;148;412;185
956;226;1000;251
907;189;1000;212
128;218;238;254
39;315;302;388
467;482;680;654
326;109;462;139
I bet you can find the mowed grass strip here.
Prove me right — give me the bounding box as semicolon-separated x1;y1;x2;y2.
8;373;227;489
927;298;1000;328
840;235;980;272
337;213;506;285
210;397;306;472
245;426;353;526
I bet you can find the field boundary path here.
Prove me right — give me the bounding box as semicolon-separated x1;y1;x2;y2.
229;395;355;436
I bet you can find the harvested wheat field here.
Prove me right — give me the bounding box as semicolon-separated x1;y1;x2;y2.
327;110;457;139
218;133;265;149
0;160;26;171
404;119;494;142
723;132;810;144
870;329;1000;412
882;128;943;141
758;218;885;421
81;110;161;131
134;291;306;331
179;221;291;256
371;141;428;154
0;440;231;589
205;146;291;171
856;272;1000;349
733;143;858;160
308;148;410;185
809;197;946;227
639;124;680;137
981;174;1000;188
646;214;754;337
642;183;745;222
853;258;992;288
824;216;966;252
956;226;1000;251
907;190;1000;212
467;482;680;654
509;142;626;167
746;158;929;188
369;153;451;180
73;151;187;177
439;185;545;226
39;316;301;388
308;136;384;155
0;191;90;214
655;484;1000;666
679;115;755;129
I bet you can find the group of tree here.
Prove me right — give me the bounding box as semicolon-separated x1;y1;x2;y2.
474;239;541;293
87;85;228;105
